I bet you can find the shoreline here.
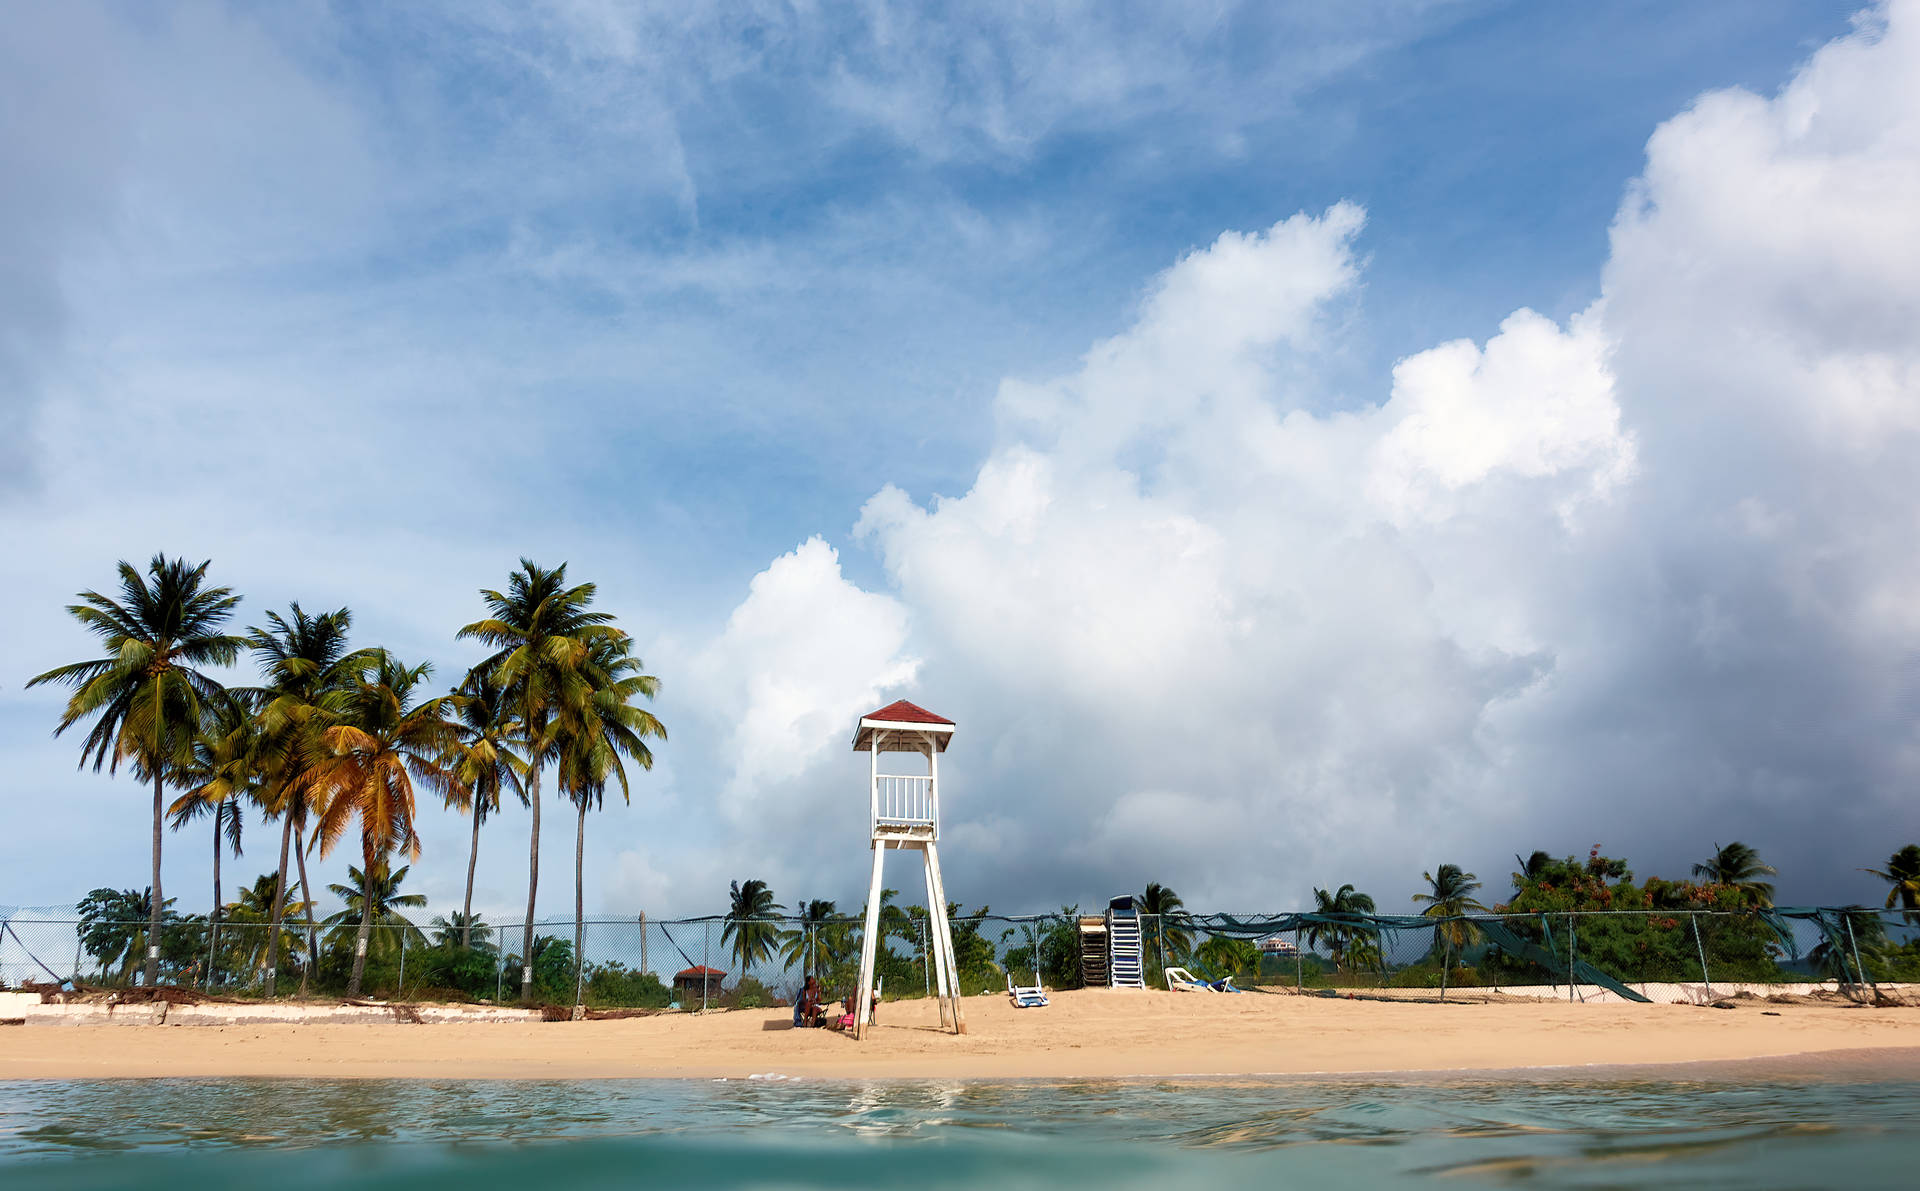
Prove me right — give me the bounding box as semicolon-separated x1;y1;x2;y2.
5;988;1917;1083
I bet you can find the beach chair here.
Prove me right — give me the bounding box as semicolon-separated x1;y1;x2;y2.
1165;965;1245;993
1007;971;1049;1008
1165;966;1211;992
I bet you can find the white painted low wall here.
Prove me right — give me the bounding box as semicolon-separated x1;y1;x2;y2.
1492;980;1915;1005
0;991;42;1016
10;999;548;1027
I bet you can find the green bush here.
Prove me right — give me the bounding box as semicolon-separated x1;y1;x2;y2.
584;962;670;1008
722;975;775;1009
406;944;501;1000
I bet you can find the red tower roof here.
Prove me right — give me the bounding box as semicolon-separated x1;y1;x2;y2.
863;699;954;726
853;699;955;752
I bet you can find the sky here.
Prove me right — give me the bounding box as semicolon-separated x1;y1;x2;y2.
3;0;1916;927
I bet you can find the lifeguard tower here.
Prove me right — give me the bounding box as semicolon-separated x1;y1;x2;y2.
852;699;966;1039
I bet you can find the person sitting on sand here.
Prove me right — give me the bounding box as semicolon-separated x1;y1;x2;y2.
796;976;823;1028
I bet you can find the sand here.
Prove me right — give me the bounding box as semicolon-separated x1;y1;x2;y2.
4;988;1918;1082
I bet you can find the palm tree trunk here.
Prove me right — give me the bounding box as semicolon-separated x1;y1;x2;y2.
294;823;317;997
265;812;294;995
349;884;374;997
522;762;541;1002
574;797;587;1004
209;810;223;988
463;801;482;950
146;769;165;987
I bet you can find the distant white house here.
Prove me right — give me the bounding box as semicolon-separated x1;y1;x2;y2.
1257;935;1299;958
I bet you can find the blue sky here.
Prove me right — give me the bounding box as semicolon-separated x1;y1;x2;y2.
4;1;1914;927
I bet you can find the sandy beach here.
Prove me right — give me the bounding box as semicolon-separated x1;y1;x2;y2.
5;988;1918;1082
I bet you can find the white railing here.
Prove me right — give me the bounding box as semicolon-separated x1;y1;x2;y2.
872;774;937;828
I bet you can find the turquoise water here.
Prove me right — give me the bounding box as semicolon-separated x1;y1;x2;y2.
1;1075;1916;1188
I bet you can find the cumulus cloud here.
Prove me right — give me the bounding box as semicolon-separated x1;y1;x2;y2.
685;537;919;823
717;4;1920;910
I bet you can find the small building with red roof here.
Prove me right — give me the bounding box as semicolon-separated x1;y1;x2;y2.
673;965;727;1002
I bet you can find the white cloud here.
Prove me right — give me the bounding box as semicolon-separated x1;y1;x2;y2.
1366;307;1633;527
717;3;1920;909
686;537;919;821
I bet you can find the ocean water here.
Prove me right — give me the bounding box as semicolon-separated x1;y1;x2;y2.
1;1073;1915;1189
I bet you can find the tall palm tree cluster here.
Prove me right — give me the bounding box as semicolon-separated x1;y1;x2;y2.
29;553;664;998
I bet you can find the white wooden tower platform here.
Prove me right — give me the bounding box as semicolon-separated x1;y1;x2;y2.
852;699;966;1039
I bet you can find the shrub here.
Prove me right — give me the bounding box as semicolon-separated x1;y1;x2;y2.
585;962;671;1009
721;976;775;1009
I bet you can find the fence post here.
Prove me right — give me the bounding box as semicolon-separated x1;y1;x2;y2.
1439;927;1449;1003
575;922;586;1011
72;934;83;987
1690;913;1712;1001
702;921;711;1012
1567;913;1577;1003
1295;927;1302;992
639;911;647;977
1844;915;1877;1001
399;930;408;999
496;948;504;1003
921;917;931;998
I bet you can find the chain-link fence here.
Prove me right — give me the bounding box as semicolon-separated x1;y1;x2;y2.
3;906;1914;1007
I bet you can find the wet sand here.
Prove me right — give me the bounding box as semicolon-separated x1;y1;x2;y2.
5;987;1918;1082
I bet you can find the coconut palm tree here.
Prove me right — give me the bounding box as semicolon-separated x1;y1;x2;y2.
459;560;624;1001
554;635;666;994
431;912;495;953
1862;845;1920;925
1306;884;1378;973
320;862;428;964
1195;935;1259;980
28;554;243;986
780;899;845;979
724;879;785;974
1138;882;1193;963
1511;850;1552;891
306;651;457;994
167;690;258;983
441;674;527;950
246;604;368;996
224;872;311;982
1691;842;1777;907
1412;863;1488;977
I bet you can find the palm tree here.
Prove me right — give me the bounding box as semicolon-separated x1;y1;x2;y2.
441;674;527;949
224;872;310;981
724;879;785;974
554;635;666;995
320;862;428;964
1306;884;1378;973
1807;906;1888;985
167;690;257;983
780;899;845;979
1412;863;1488;978
1195;935;1259;979
246;604;367;996
1692;842;1777;907
306;651;457;994
28;554;243;986
431;912;495;953
459;560;624;1001
1138;882;1192;963
1863;845;1920;925
1511;850;1552;891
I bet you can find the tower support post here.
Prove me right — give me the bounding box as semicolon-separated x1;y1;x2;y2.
854;840;887;1040
925;840;967;1035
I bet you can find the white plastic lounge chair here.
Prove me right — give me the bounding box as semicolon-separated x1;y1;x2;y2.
1007;971;1049;1008
1165;966;1211;991
1165;966;1245;993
